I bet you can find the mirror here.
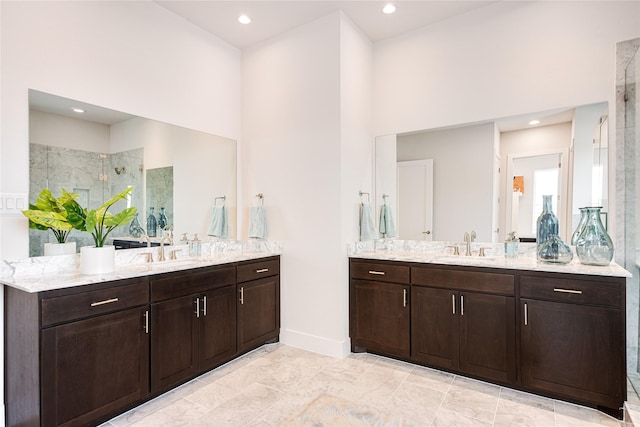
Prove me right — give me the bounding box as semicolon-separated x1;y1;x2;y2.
28;90;237;256
375;102;608;243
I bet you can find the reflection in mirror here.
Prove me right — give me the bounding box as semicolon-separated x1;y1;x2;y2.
146;166;174;236
28;90;237;256
375;102;608;243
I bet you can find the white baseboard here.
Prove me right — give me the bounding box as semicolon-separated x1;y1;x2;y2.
280;328;350;359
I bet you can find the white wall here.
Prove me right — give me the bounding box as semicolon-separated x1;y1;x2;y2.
29;110;110;152
1;2;241;419
242;12;371;357
397;123;495;242
374;1;640;136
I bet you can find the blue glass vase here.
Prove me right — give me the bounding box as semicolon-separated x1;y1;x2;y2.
128;213;144;238
147;207;157;238
537;233;573;264
575;207;614;266
571;207;588;245
536;195;559;249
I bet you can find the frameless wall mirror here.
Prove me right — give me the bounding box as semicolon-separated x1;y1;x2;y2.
375;102;608;243
28;89;237;256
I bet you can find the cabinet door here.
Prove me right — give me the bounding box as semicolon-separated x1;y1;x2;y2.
151;294;199;394
521;299;624;409
200;285;237;371
351;280;410;358
237;276;280;353
41;307;149;427
411;286;458;369
459;292;516;383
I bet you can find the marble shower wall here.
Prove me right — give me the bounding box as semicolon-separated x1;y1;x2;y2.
615;37;640;374
146;166;174;233
28;144;144;256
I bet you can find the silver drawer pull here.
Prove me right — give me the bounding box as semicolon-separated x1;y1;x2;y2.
90;297;119;307
256;268;269;273
553;288;583;295
368;270;385;275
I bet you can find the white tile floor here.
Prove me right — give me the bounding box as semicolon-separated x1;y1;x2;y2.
102;344;631;426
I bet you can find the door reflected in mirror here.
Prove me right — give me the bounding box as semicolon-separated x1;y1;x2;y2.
375;102;608;243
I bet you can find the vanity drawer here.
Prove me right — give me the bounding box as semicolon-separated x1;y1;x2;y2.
520;275;622;307
151;265;236;302
350;260;410;284
412;266;514;295
237;258;280;283
41;279;149;327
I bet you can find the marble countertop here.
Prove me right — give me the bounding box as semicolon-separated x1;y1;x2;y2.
1;240;281;293
349;240;631;278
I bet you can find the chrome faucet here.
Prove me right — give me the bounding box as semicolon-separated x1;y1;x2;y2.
463;232;472;256
139;234;152;248
158;235;174;262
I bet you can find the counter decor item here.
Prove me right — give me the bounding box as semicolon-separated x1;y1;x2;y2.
158;207;168;230
147;207;158;237
504;232;518;258
21;188;80;256
537;233;573;264
65;186;138;274
128;213;144;238
575;206;614;266
536;194;559;249
571;207;588;245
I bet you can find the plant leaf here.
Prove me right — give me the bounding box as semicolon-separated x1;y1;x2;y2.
22;210;73;231
104;207;137;227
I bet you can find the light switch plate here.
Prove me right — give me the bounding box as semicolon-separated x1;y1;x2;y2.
0;193;28;216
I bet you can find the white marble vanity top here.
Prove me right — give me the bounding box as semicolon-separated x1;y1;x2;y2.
349;240;631;278
0;240;281;293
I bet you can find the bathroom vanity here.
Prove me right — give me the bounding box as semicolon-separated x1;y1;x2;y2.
349;249;629;419
3;253;280;427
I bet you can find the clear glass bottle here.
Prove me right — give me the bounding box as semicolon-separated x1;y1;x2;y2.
158;207;168;230
575;207;614;266
536;195;559;249
189;233;201;257
128;213;144;238
147;207;157;238
570;207;588;245
537;233;573;264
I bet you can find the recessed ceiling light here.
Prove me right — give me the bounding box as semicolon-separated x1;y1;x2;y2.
383;4;396;14
529;120;540;125
238;14;251;25
71;107;85;114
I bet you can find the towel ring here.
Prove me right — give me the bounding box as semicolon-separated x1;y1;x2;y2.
256;193;264;205
214;196;226;207
359;191;370;203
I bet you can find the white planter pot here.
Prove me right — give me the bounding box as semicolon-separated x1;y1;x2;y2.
80;245;116;275
44;242;76;256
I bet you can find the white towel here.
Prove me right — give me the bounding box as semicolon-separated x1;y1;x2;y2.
207;206;228;238
359;203;377;241
249;205;267;239
379;205;397;238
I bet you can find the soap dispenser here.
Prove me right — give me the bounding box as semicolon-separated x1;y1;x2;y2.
189;234;202;257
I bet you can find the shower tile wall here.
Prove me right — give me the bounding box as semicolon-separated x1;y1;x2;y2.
615;37;640;374
28;144;144;257
109;148;145;239
146;166;174;232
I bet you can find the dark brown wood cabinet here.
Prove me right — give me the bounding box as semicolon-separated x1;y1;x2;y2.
150;265;236;394
350;260;410;358
520;273;625;417
5;255;280;427
410;266;516;384
237;258;281;353
349;258;626;419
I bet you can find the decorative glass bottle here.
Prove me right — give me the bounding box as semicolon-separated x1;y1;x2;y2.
158;207;168;230
571;207;589;245
536;195;559;249
575;206;614;266
537;234;573;264
128;213;144;238
147;207;157;238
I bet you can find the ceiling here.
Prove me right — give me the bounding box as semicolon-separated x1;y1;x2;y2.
155;1;497;49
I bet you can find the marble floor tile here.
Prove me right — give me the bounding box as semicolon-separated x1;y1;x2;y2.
107;344;635;427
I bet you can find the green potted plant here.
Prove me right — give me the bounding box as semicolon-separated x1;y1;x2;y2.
65;186;138;274
22;188;79;256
